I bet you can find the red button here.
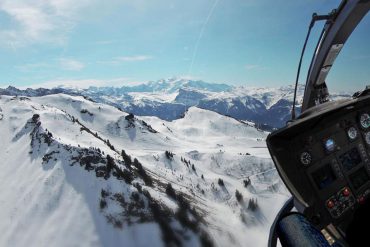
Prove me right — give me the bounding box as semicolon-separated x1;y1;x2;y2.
358;196;365;204
343;188;351;197
327;200;335;209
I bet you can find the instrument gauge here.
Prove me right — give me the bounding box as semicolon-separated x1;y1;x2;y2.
347;127;358;140
300;152;312;166
360;113;370;129
365;132;370;145
324;138;336;152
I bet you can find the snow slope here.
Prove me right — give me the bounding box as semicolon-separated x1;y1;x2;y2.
0;96;173;247
0;94;290;247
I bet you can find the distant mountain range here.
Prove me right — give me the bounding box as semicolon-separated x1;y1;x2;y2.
0;78;351;128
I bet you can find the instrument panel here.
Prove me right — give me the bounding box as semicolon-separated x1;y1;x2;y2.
267;95;370;229
298;117;370;218
296;111;370;221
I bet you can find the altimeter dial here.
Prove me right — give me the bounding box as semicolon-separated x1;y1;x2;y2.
347;127;358;140
300;152;312;166
360;113;370;129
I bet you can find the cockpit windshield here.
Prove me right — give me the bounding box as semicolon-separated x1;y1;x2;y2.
326;12;370;94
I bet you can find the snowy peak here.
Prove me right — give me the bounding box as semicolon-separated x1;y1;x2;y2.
143;77;232;93
178;107;267;137
232;84;306;109
174;88;208;106
0;85;73;97
88;77;232;94
1;81;352;128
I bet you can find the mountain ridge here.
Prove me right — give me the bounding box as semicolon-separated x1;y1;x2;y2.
0;79;352;128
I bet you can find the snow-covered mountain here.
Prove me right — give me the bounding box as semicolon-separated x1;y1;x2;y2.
0;93;289;247
0;78;352;128
88;78;232;94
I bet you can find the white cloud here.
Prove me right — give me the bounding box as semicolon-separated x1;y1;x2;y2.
0;0;156;48
115;55;153;62
0;0;92;47
16;59;84;72
24;77;145;89
16;62;52;72
98;55;153;65
59;58;85;71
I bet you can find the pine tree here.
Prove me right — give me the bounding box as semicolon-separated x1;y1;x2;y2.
248;198;258;211
235;190;243;202
218;178;224;187
166;183;176;199
243;178;251;188
121;150;132;166
106;155;115;175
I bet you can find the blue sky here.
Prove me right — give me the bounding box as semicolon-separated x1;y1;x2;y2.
0;0;369;91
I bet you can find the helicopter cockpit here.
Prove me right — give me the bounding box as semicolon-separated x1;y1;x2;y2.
267;0;370;246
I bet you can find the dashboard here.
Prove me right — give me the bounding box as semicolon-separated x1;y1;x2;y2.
267;94;370;231
297;110;370;220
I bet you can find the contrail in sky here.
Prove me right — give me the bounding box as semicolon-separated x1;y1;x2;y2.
188;0;220;76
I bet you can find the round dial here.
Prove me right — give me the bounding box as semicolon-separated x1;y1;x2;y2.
300;152;312;166
324;138;335;152
347;127;358;140
360;113;370;129
365;132;370;145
